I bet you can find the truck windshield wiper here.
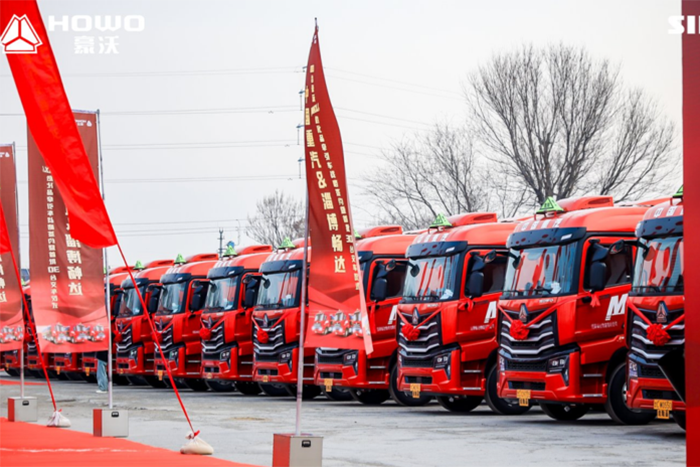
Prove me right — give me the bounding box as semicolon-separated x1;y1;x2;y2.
530;285;553;295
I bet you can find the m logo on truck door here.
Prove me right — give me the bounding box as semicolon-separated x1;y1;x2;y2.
483;302;498;324
605;294;628;321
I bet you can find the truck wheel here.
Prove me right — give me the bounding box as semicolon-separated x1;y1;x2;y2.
485;366;531;415
350;389;390;405
127;376;148;386
260;383;289;397
206;379;236;392
285;384;322;400
322;387;353;401
389;364;432;406
235;381;262;395
145;375;167;388
437;395;483;413
113;373;130;386
673;411;686;430
184;378;210;392
604;364;655;425
539;402;589;421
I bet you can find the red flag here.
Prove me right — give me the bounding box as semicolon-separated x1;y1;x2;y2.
0;198;11;255
302;25;372;353
0;0;116;248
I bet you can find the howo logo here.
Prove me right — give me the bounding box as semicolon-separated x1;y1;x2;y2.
1;15;42;54
605;294;628;321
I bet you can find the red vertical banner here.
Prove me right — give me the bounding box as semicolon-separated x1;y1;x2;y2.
28;111;108;352
302;26;372;353
0;143;24;351
683;0;700;463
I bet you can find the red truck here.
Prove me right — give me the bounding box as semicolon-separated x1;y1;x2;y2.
314;225;420;405
80;266;132;384
497;196;658;423
153;253;218;391
393;213;527;413
626;188;685;429
115;259;175;388
200;245;273;393
251;240;321;399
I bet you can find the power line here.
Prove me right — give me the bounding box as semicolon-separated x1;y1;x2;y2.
0;66;303;79
327;67;463;97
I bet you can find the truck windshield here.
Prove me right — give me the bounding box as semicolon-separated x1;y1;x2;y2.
633;236;683;294
118;286;147;317
204;276;239;312
157;282;187;314
403;255;459;302
503;243;578;297
256;270;301;309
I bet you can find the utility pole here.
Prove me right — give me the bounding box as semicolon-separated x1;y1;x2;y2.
218;228;224;258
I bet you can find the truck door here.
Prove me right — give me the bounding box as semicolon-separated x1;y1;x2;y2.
459;249;508;340
368;259;408;337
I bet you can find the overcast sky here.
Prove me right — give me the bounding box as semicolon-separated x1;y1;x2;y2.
0;0;682;268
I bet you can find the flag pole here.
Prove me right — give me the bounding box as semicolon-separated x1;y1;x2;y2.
295;192;310;436
96;109;113;409
13;141;25;399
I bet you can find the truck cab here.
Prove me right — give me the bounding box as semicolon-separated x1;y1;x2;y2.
395;213;523;413
200;244;273;394
497;196;658;423
251;240;320;399
115;259;175;388
626;189;685;429
153;253;218;391
314;225;415;405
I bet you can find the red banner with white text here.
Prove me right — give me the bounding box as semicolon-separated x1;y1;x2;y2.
28;111;108;352
0;144;24;351
302;26;372;353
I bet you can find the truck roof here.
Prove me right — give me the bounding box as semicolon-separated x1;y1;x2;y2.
412;221;517;247
641;198;683;221
163;253;219;277
357;234;416;256
127;264;175;284
215;250;272;270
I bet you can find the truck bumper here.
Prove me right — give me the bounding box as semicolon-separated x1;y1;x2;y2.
253;346;315;385
51;354;81;374
397;347;484;396
627;375;685;412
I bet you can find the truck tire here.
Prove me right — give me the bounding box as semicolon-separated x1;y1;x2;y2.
604;364;655;425
539;402;590;421
285;384;322;400
484;366;532;415
389;365;432;406
350;389;390;405
437;395;483;413
127;376;148;386
235;381;262;395
673;411;686;430
145;375;167;388
184;378;210;392
206;379;236;392
260;383;289;397
322;387;353;401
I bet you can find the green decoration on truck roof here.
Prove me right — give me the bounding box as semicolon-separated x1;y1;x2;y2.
134;260;145;270
354;230;362;239
536;196;564;214
174;253;186;264
673;185;683;198
278;237;296;250
223;245;237;257
430;213;452;229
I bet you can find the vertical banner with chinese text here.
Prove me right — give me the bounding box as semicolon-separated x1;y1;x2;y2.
28;111;108;352
302;26;372;353
0;143;24;351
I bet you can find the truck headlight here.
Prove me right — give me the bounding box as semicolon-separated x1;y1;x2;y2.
343;351;358;366
169;350;178;360
628;360;638;379
547;356;568;373
499;355;506;372
220;350;230;362
279;351;292;363
129;349;138;362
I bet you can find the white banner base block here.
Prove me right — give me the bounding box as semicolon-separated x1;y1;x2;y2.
93;408;128;437
273;433;323;467
8;397;38;422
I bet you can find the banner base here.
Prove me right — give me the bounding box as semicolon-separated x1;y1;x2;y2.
93;408;128;437
8;397;38;422
272;433;323;467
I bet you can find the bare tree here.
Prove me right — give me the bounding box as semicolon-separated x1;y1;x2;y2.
364;124;488;230
246;190;304;246
468;44;677;205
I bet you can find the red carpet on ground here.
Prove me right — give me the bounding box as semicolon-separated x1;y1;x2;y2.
0;380;45;386
0;418;260;467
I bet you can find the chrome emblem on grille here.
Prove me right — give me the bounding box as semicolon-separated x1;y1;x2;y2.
656;302;668;324
519;304;529;323
412;308;420;326
262;314;270;328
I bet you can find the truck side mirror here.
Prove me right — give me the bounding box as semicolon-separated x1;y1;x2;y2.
243;277;260;309
371;277;388;301
609;239;625;255
147;286;161;313
467;271;485;298
188;280;208;312
588;261;607;292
